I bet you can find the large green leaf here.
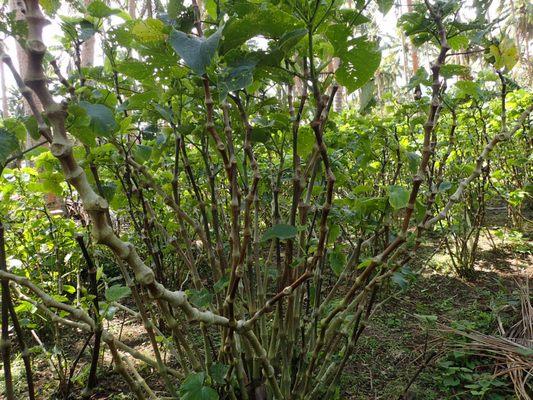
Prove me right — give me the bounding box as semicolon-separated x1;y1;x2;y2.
134;144;153;163
489;37;518;72
297;126;315;159
329;249;346;276
67;104;95;146
377;0;394;14
455;81;481;99
179;373;219;400
187;288;213;308
440;64;470;78
218;60;256;100
220;3;303;53
326;26;381;93
260;224;298;242
388;185;410;210
209;363;229;385
169;27;222;75
40;0;60;15
79;101;117;137
116;59;153;80
132;19;167;42
359;80;375;113
105;285;131;302
87;0;119;18
0;128;20;166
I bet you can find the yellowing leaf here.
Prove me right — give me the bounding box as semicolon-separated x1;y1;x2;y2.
490;37;518;71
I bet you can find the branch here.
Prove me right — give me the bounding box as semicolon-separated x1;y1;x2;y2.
0;42;52;143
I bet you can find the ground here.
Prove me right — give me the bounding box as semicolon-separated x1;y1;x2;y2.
1;221;532;400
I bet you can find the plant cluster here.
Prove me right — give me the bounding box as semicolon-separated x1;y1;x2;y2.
0;0;531;399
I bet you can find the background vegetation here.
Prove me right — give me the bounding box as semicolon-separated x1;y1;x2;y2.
0;0;531;399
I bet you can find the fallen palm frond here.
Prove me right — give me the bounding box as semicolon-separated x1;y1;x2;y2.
439;280;533;400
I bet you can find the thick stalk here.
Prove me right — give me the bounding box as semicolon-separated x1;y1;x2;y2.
0;222;14;400
75;235;102;395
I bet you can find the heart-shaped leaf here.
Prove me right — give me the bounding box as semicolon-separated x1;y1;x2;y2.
169;27;222;75
388;185;410;210
105;285;131;302
260;224;298;242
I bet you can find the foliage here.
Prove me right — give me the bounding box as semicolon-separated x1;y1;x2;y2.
0;0;531;399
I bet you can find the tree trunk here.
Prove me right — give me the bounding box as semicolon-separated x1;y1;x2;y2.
0;61;8;117
406;0;420;74
81;0;95;67
129;0;136;18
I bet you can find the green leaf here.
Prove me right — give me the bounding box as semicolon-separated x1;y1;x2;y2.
448;34;469;50
67;104;96;146
102;305;118;320
153;104;174;123
218;60;256;100
179;373;219;400
168;0;184;19
327;224;341;244
169;26;222;75
414;313;438;325
124;91;159;110
79;101;118;137
3;119;26;141
187;289;213;308
455;80;481;99
406;151;420;173
275;28;307;54
220;5;303;54
23;116;40;140
213;275;229;293
359;80;375;113
388;185;410;210
297;126;315;159
87;0;119;18
209;363;229;385
78;20;98;41
105;285;131;302
0;128;20;166
63;285;76;294
132;19;166;42
377;0;394;14
357;258;373;270
407;67;431;89
326;29;381;93
260;224;298;242
134;145;152;163
116;59;153;80
100;181;117;201
250;127;271;143
438;181;452;192
391;272;407;289
40;0;60;15
329;249;346;276
440;64;470;78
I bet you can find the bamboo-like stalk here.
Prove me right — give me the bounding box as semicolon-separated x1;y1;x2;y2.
6;273;183;378
0;222;15;400
5;291;35;400
75;235;102;396
0;5;230;333
0;1;531;398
